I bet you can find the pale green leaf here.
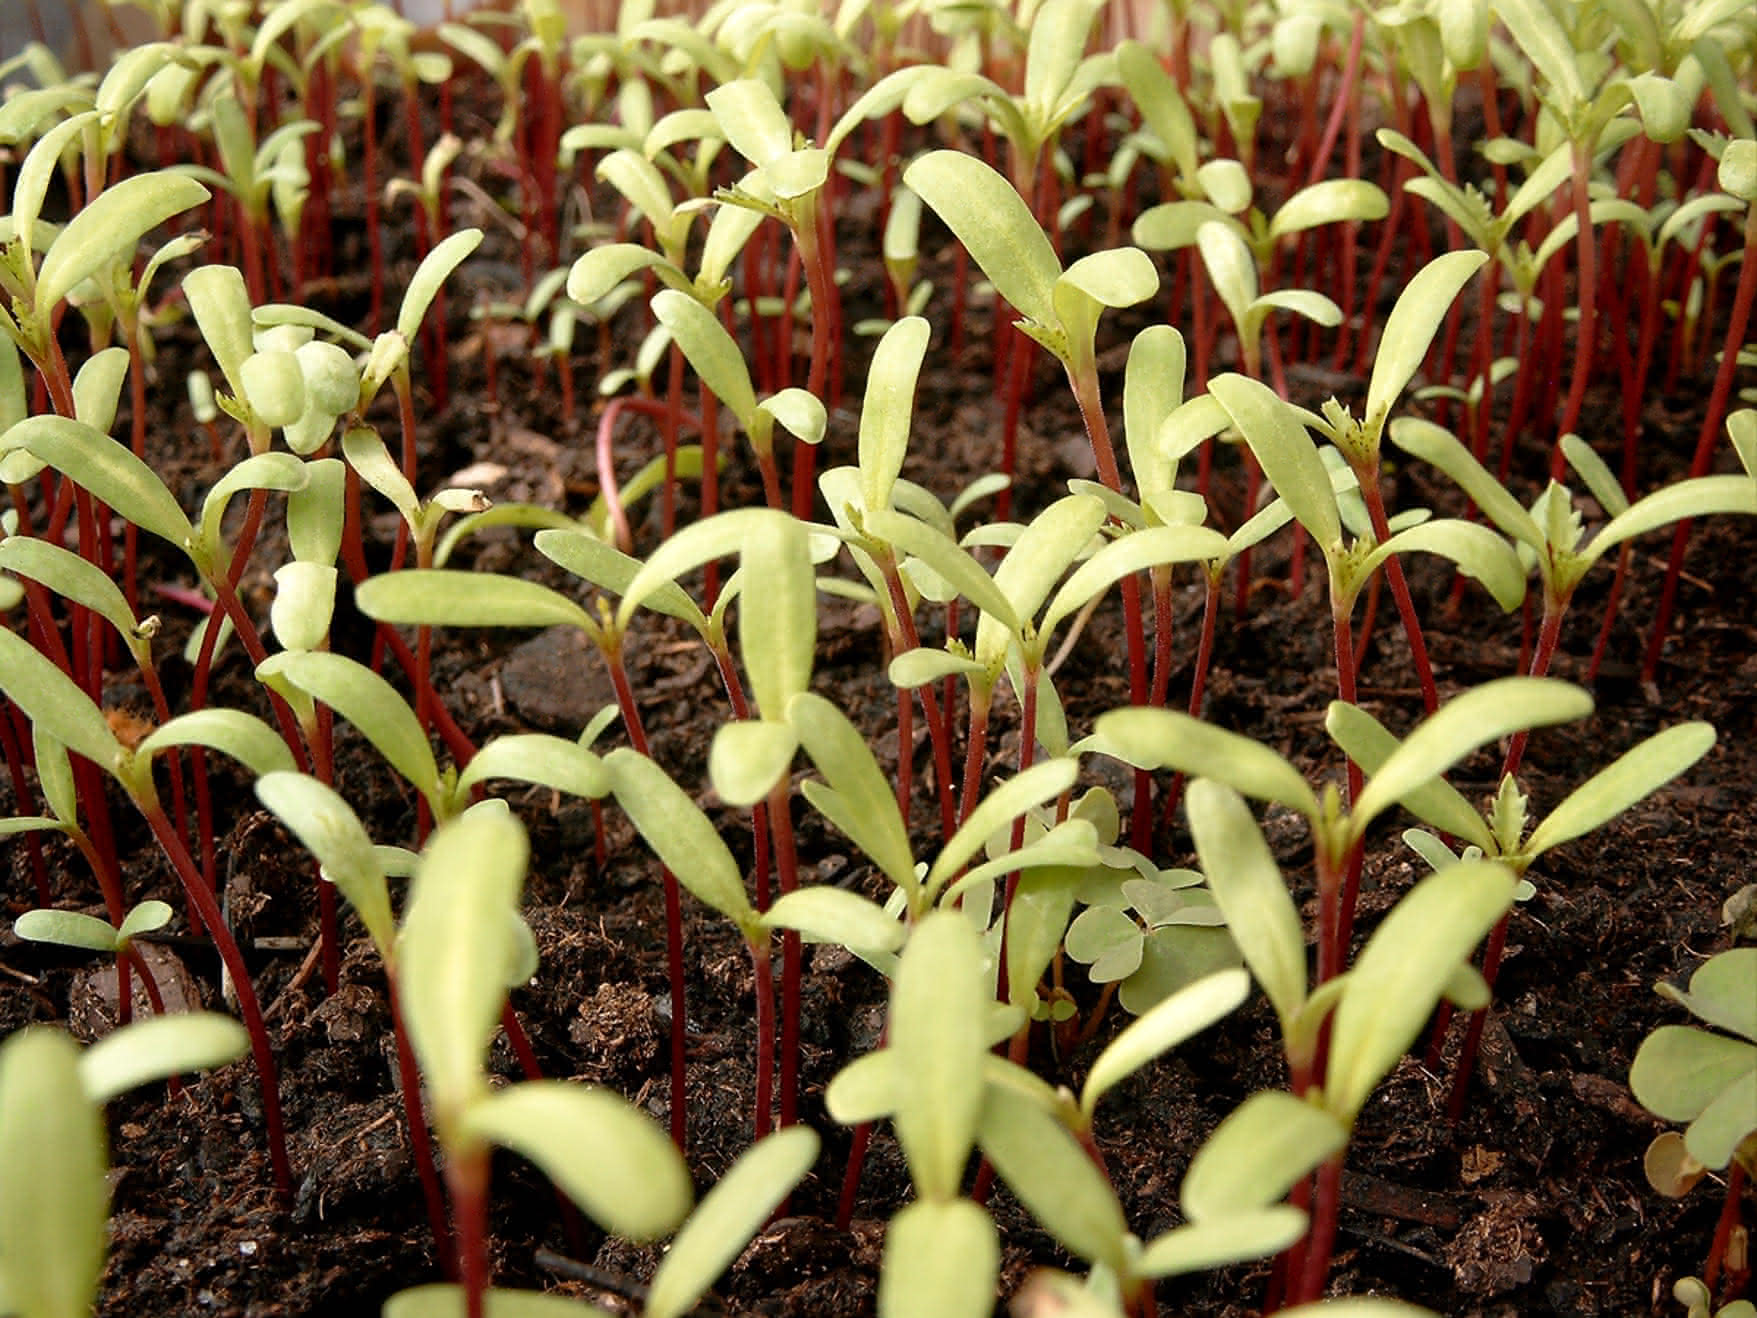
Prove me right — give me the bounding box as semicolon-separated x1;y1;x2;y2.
652;290;758;426
0;415;194;552
1080;968;1249;1118
0;628;125;778
607;749;753;927
863;508;1019;635
37;172;209;314
890;911;987;1200
396;807;529;1116
1526;723;1715;858
454;735;609;802
1587;476;1757;567
1324;706;1493;851
904;151;1060;328
926;759;1079;897
462;1081;690;1240
645;1127;820;1318
255;651;441;805
1124;326;1186;496
355;571;595;634
1136;1207;1309;1278
740;512;817;719
14;910;120;953
136;708;295;778
1186;781;1309;1034
1196;222;1258;337
708;719;799;808
762;887;905;952
79;1013;249;1105
1363;252;1489;441
1269;180;1389;240
1350;678;1592;838
1657;948;1757;1042
0;538;143;655
1362;518;1526;613
978;1079;1128;1271
859;317;931;513
1095;708;1320;822
1326;860;1516;1121
1388;417;1544;549
532;531;707;631
1180;1090;1348;1218
409;1242;644;1316
1630;1025;1755;1123
255;771;396;957
788;692;916;896
398;229;483;343
0;1028;107;1318
878;1199;997;1318
1208;374;1340;550
705;79;794;167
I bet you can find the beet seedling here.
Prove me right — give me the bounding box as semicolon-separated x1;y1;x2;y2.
386;805;691;1318
1335;706;1716;1112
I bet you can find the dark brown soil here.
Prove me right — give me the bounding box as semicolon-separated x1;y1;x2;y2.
2;74;1754;1318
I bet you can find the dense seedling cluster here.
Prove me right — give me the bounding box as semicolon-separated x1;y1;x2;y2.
0;0;1754;1314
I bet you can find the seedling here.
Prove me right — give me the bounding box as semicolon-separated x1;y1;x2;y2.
1631;948;1757;1303
0;1015;248;1318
